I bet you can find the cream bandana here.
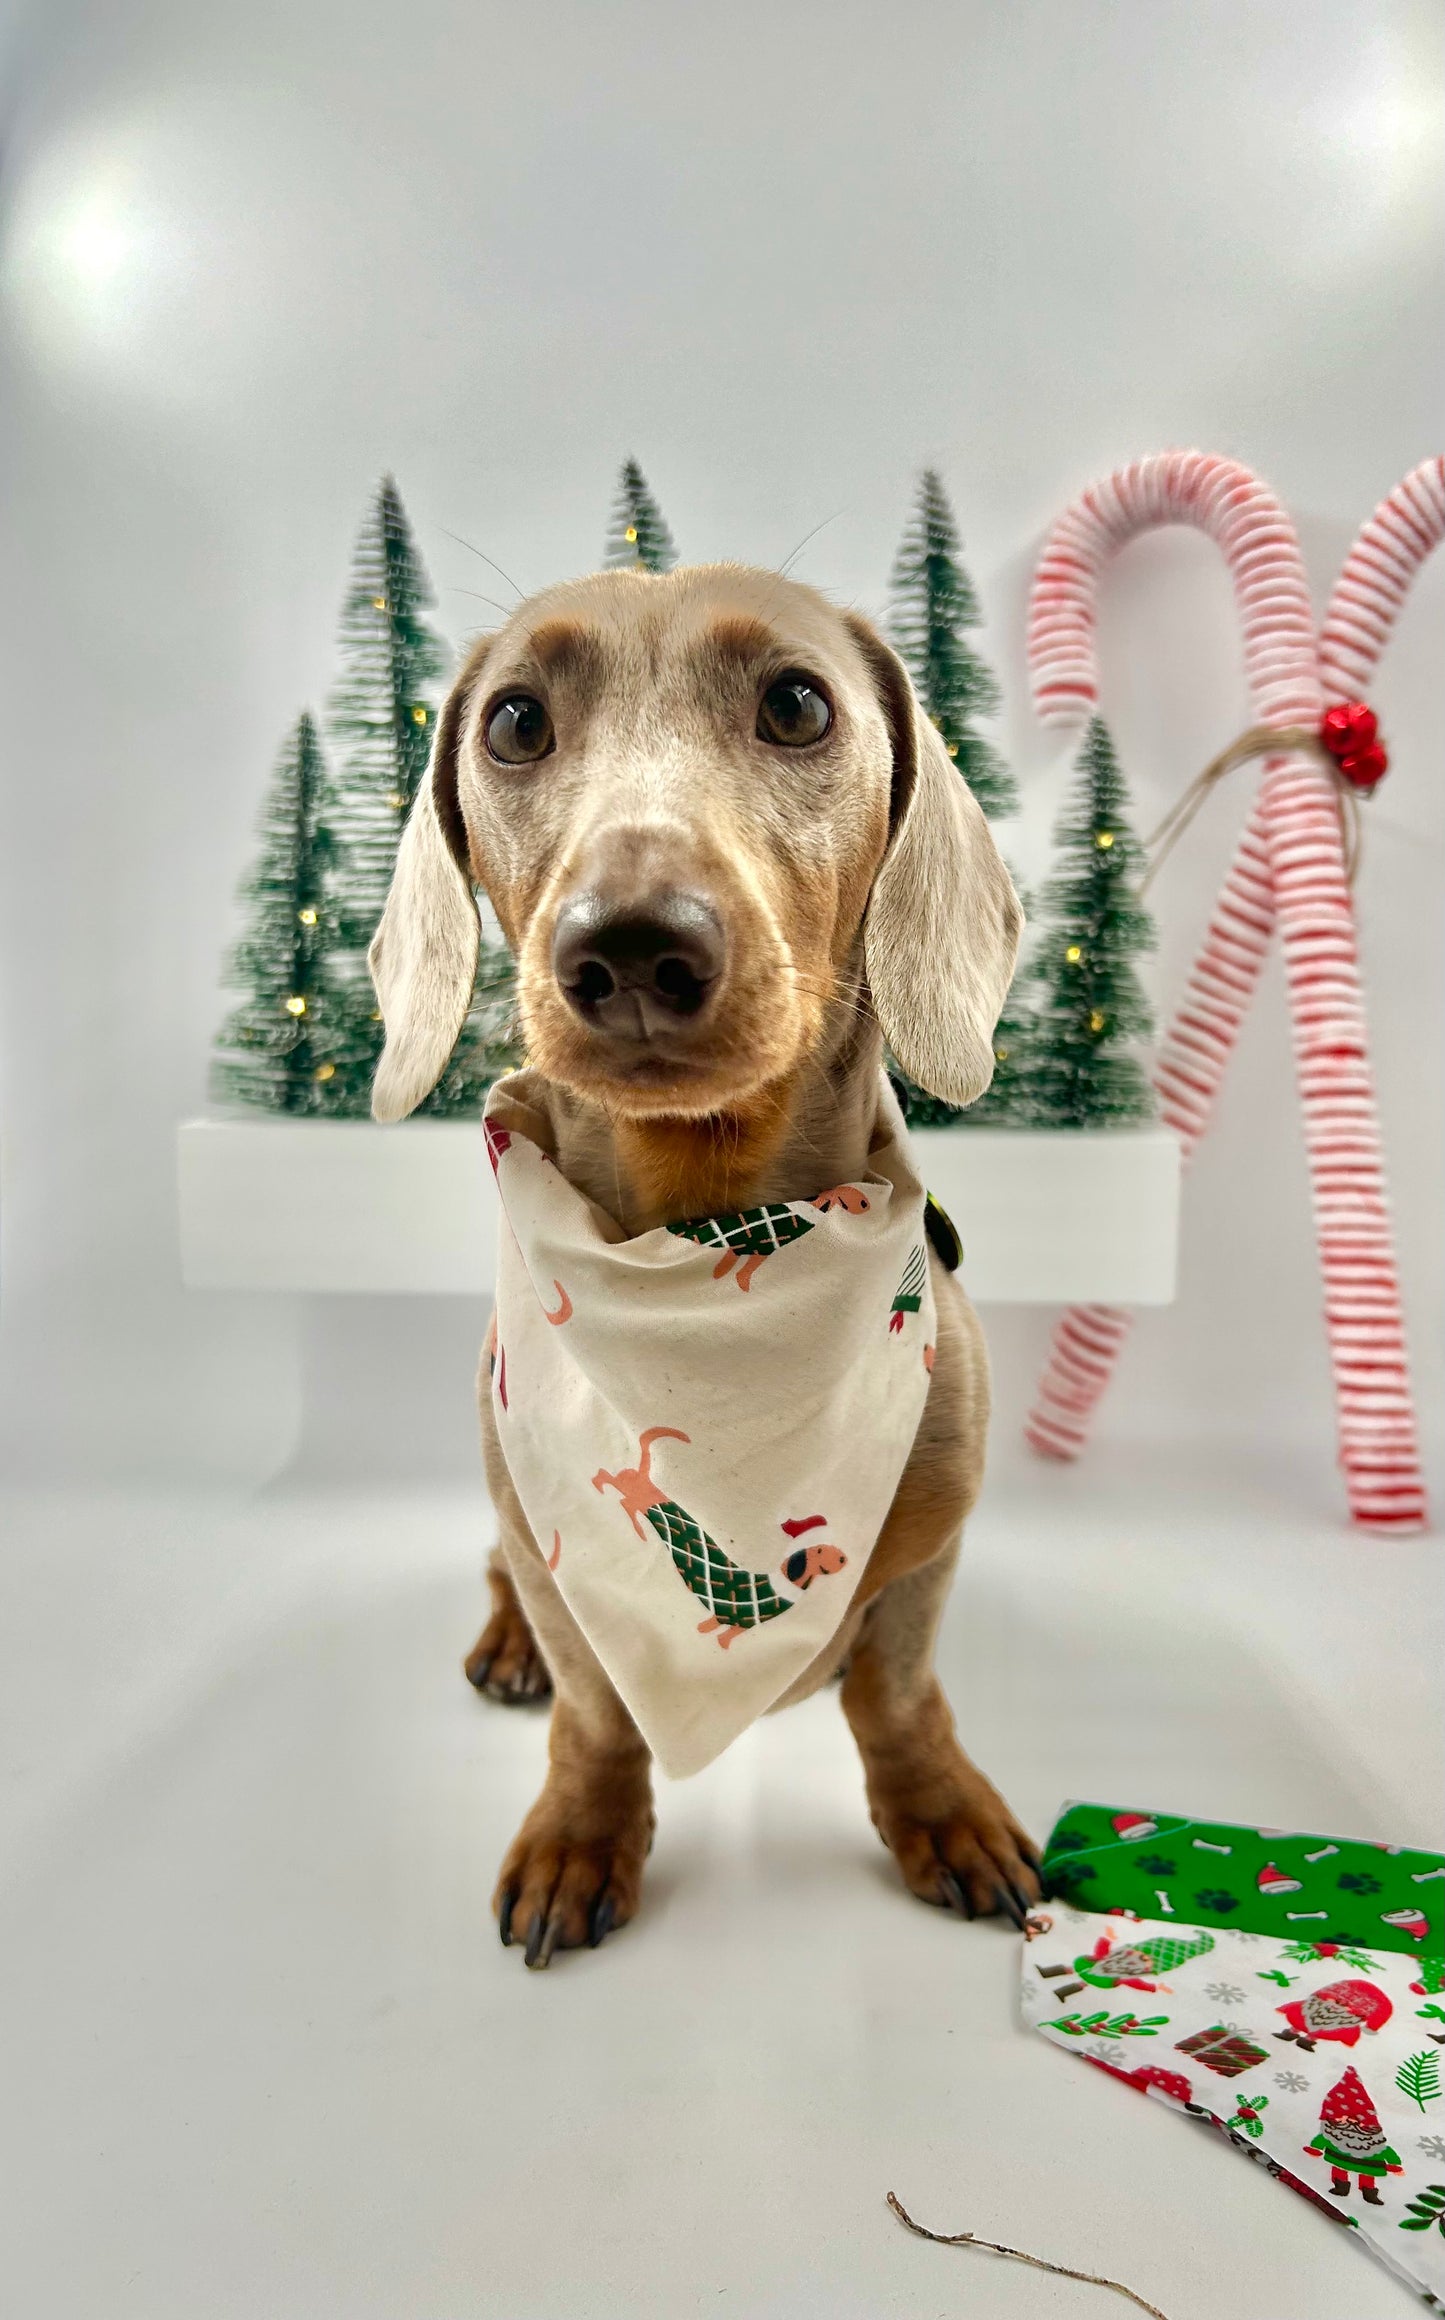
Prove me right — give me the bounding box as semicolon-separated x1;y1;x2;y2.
483;1073;936;1779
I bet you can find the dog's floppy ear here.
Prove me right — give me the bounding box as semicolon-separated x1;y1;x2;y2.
850;614;1022;1109
368;650;487;1122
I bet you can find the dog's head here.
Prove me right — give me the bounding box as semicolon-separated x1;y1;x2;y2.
781;1542;848;1589
368;564;1021;1123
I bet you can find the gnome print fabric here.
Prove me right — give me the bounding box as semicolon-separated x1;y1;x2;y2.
482;1071;935;1779
1022;1908;1445;2305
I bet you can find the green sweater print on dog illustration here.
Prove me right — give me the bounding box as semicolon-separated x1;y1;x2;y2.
592;1429;846;1648
667;1185;871;1294
667;1204;816;1293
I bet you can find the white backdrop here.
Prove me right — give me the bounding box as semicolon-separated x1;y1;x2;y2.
1;0;1441;1508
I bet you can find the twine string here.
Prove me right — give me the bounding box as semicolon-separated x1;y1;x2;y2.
887;2192;1173;2319
1141;723;1362;895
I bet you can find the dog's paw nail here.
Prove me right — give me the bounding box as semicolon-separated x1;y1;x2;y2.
939;1868;975;1920
993;1880;1029;1930
497;1887;518;1947
523;1912;548;1969
533;1912;563;1969
465;1655;493;1689
587;1892;616;1947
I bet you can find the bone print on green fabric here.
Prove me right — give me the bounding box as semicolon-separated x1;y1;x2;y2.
645;1500;793;1631
1040;1802;1444;1956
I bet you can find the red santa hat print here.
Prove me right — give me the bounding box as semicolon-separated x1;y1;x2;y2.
1257;1863;1303;1897
1380;1906;1430;1942
1112;1812;1157;1843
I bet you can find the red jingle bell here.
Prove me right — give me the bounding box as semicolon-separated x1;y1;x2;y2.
1337;742;1388;791
1321;701;1387;790
1344;703;1378;746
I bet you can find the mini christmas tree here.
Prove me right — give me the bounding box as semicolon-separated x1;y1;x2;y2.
886;471;1030;1125
211;712;344;1114
322;476;516;1113
1021;716;1156;1127
605;459;677;573
325;475;450;957
888;470;1016;820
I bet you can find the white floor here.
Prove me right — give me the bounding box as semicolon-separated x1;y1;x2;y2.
1;1444;1440;2320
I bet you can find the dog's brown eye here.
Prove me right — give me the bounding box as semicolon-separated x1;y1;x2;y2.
757;673;832;748
485;694;554;765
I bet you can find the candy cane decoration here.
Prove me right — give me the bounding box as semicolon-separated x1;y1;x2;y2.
1023;452;1430;1533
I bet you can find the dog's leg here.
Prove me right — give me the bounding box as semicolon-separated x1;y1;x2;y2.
493;1681;654;1968
463;1549;553;1705
481;1411;654;1968
841;1542;1039;1925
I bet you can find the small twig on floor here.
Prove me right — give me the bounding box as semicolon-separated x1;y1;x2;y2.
886;2192;1173;2319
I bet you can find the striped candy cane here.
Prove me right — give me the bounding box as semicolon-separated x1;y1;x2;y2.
1024;452;1430;1533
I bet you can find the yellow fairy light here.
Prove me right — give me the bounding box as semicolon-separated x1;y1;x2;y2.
1065;944;1083;963
1095;830;1115;849
624;525;638;544
994;1043;1009;1061
386;790;406;809
946;741;960;758
1089;1009;1106;1033
314;1061;336;1082
371;1008;383;1022
372;595;388;611
297;906;318;926
411;705;428;726
284;995;307;1017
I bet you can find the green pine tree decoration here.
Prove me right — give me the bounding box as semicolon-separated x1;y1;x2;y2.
886;470;1030;1126
1021;715;1156;1127
211;712;344;1114
605;459;677;573
889;470;1016;820
322;476;517;1114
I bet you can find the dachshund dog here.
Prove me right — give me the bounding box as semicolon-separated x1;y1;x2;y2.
369;563;1039;1967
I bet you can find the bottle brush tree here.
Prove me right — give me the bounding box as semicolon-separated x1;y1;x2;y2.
323;475;516;1113
889;469;1017;820
1022;715;1157;1126
211;711;345;1114
886;469;1029;1124
605;459;678;573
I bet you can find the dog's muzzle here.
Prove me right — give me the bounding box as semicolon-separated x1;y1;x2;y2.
551;887;726;1042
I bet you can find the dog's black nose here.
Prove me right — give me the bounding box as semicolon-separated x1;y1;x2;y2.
552;890;725;1037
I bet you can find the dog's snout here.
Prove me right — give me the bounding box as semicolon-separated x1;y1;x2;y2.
552;889;726;1039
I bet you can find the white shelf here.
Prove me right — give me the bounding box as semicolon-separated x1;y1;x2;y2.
177;1117;1181;1305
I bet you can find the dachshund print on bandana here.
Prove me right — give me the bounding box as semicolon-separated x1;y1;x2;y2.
483;1070;935;1778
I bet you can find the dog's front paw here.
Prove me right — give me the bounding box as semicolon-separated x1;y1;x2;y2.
493;1786;654;1969
869;1751;1040;1928
464;1556;552;1704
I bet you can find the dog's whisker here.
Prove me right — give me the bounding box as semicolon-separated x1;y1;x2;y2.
449;585;521;618
774;508;845;585
438;526;526;600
